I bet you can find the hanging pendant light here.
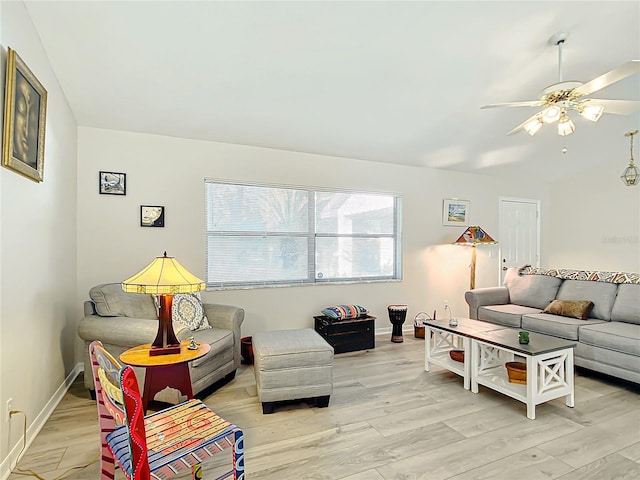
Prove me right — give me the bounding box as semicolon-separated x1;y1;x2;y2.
620;130;639;186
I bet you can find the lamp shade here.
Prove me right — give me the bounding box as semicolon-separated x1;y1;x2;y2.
579;104;604;122
523;117;543;136
453;226;497;290
453;226;498;245
122;252;205;294
557;115;575;136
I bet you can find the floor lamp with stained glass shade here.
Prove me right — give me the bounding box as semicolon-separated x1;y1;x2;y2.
122;252;205;356
454;226;498;290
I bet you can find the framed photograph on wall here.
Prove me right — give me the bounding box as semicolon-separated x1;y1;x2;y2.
141;205;165;227
442;198;470;226
99;171;126;195
2;48;48;183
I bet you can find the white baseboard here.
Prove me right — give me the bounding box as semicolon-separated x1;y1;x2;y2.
0;362;84;480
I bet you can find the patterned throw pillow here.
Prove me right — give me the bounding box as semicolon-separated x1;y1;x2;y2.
322;304;369;320
172;293;212;331
543;300;594;320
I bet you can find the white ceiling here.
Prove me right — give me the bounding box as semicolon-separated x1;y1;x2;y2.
24;1;640;182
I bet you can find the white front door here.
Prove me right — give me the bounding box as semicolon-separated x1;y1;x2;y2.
499;197;540;283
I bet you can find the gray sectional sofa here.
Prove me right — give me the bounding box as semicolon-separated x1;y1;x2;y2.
78;283;244;397
465;267;640;384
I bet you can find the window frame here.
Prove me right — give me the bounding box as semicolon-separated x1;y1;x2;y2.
205;179;402;289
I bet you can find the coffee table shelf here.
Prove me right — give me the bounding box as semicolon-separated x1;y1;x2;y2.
428;348;466;376
471;331;575;420
424;318;508;390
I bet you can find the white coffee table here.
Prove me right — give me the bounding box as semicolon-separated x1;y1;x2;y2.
470;329;575;420
424;318;509;390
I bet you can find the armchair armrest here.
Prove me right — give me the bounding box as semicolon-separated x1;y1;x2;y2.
203;304;244;331
465;287;510;319
78;314;159;347
204;303;244;331
84;300;97;316
203;303;244;368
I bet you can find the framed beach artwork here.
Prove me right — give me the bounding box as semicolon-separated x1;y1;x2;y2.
2;48;48;182
442;199;470;226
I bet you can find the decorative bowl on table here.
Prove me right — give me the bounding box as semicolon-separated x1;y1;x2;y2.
506;362;527;384
449;349;464;362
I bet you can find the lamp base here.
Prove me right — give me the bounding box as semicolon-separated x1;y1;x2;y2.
149;344;182;356
150;294;181;356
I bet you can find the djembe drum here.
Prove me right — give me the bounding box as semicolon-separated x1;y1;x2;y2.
388;304;408;343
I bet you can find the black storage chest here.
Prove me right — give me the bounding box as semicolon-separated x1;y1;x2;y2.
313;315;376;354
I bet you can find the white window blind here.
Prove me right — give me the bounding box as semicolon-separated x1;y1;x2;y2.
205;180;402;288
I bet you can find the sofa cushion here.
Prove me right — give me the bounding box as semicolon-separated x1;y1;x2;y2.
478;304;540;328
543;300;594;320
556;280;617;320
504;270;562;309
578;321;640;356
611;284;640;325
90;283;157;318
522;313;606;341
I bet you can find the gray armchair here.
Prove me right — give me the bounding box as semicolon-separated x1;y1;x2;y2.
78;283;244;397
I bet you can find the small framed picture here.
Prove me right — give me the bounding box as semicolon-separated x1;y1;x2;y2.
141;205;165;227
442;199;470;226
99;171;126;195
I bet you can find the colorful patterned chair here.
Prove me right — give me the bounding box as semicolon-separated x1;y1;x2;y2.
89;340;245;480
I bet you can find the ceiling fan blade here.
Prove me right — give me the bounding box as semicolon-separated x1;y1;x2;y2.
506;113;542;136
583;99;640;115
573;60;640;97
481;101;544;109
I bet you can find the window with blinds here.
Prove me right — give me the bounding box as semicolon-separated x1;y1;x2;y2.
205;180;402;288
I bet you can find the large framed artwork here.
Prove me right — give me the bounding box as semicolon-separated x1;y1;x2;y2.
2;48;48;182
442;198;470;226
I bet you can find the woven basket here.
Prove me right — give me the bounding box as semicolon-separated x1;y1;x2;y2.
413;311;432;339
505;362;527;384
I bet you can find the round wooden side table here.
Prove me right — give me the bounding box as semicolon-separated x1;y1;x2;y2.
120;340;210;413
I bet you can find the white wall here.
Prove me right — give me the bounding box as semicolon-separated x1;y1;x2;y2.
547;159;640;272
76;127;551;349
0;1;78;471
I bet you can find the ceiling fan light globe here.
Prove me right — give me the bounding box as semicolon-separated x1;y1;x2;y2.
557;115;575;136
580;104;604;122
541;106;562;123
523;117;543;136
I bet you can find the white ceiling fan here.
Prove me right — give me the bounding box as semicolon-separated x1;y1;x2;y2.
482;32;640;136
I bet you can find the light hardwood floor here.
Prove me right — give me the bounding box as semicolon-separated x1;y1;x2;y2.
7;334;640;479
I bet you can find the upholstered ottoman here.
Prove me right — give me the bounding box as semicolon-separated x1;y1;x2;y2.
253;328;334;414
